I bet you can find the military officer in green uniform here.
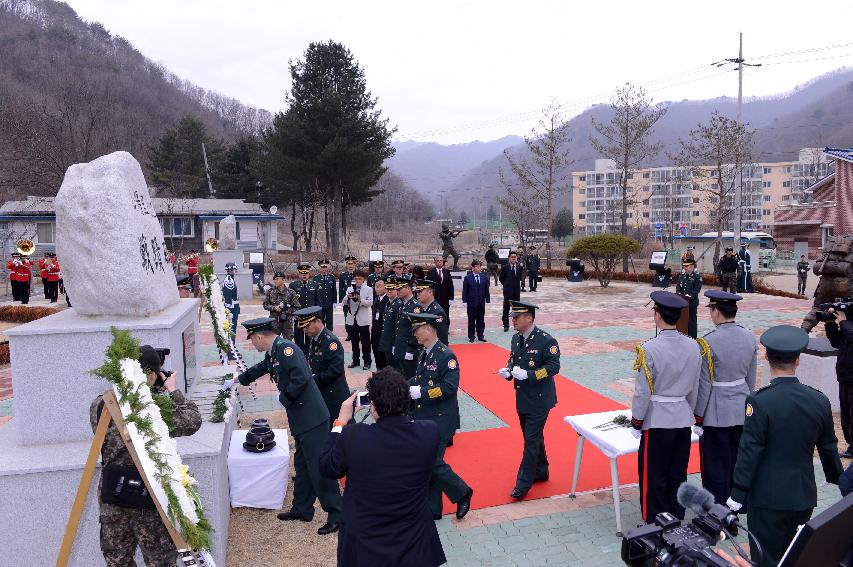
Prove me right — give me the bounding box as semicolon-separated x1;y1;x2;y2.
228;317;343;535
407;311;473;520
296;306;351;429
727;325;843;567
312;259;337;329
290;263;318;354
393;275;421;378
497;301;561;499
416;279;449;345
379;276;402;371
367;260;385;290
675;258;702;338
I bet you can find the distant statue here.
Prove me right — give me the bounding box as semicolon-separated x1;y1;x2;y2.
802;235;853;331
439;223;467;270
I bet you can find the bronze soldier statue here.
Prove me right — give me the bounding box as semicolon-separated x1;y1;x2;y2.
802;235;853;332
439;224;467;270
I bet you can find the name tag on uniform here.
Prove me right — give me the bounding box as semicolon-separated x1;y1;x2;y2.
427;364;437;371
527;349;538;354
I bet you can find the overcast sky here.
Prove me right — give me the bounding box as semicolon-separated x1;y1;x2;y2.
65;0;853;145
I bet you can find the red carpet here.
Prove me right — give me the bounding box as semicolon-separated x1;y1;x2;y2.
442;342;700;513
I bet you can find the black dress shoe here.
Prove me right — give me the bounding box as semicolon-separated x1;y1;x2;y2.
469;337;475;343
347;362;359;368
510;488;528;499
503;327;509;332
317;522;341;535
277;511;311;522
433;513;443;521
456;488;473;519
478;337;487;342
447;436;455;447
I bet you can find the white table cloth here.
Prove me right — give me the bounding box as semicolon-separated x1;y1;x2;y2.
563;410;699;534
227;428;290;509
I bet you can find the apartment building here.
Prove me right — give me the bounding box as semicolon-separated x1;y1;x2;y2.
572;148;834;237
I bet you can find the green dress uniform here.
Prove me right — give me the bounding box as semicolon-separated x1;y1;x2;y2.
421;299;449;346
502;302;561;495
380;295;403;371
238;319;342;525
675;266;702;338
729;325;843;567
394;295;421;378
408;314;472;517
308;325;351;429
290;274;318;353
312;270;337;329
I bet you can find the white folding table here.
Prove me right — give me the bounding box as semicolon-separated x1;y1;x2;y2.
227;428;290;509
563;410;699;535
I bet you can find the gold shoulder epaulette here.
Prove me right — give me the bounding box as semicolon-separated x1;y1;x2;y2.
633;345;654;394
696;337;715;383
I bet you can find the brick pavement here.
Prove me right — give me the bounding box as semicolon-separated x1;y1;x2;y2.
0;278;846;565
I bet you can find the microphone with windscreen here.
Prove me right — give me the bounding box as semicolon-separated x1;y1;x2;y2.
677;482;740;534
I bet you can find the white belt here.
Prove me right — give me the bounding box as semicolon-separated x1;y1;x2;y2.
712;378;746;388
650;395;686;403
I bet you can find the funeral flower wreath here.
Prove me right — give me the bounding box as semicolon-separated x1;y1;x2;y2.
92;328;212;551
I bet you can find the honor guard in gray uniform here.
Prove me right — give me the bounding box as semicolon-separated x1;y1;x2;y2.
496;301;561;499
416;279;449;345
379;276;402;371
393;275;421;378
228;317;343;534
675;258;702;338
290;264;318;353
406;311;473;520
728;325;843;567
693;291;757;505
631;291;701;523
312;259;337;329
297;306;351;429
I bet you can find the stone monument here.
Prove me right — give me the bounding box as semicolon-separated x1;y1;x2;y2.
0;151;233;566
212;214;252;299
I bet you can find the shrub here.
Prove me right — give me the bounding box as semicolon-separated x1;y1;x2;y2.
567;235;641;288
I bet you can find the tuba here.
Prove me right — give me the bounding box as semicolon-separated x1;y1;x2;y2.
16;239;35;256
204;238;218;253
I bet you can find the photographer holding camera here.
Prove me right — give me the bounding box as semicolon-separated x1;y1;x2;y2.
320;367;447;567
824;301;853;458
90;345;202;567
345;270;373;370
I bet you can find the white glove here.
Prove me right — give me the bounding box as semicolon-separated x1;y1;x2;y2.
448;299;455;304
726;497;742;512
692;425;704;437
392;347;396;356
409;385;422;400
511;366;528;380
404;352;414;361
630;428;642;440
497;368;511;379
220;378;235;391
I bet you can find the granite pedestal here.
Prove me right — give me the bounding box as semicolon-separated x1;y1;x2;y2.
6;298;202;445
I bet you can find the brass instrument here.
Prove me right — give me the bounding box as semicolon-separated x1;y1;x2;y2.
16;239;35;256
205;237;218;253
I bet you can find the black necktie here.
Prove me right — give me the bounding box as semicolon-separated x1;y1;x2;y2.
475;275;479;285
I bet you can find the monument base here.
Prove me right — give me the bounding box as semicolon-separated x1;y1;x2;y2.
0;409;236;567
6;298;202;445
759;349;839;411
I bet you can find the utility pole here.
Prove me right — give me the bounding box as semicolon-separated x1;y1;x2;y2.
718;33;760;246
202;142;215;197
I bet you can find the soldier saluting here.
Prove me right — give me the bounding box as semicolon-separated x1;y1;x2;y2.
406;311;473;520
693;291;757;505
631;291;701;523
675;258;702;338
496;301;561;499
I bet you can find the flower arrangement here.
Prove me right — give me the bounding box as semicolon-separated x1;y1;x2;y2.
210;387;234;423
198;263;233;356
92;328;212;551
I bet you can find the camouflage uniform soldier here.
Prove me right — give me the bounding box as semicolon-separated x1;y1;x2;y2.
718;247;739;294
264;270;301;339
797;255;810;296
91;346;202;567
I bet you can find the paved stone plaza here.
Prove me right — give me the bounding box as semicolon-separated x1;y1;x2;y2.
0;276;845;566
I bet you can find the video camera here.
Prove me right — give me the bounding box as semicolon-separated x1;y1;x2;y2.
622;484;746;567
816;299;853;323
350;289;361;302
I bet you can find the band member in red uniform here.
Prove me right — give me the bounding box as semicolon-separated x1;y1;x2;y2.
185;250;200;297
38;252;50;299
7;253;23;302
12;253;32;304
44;253;61;303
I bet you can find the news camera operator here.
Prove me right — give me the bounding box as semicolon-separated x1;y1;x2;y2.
90;346;202;567
319;367;447;567
823;302;853;459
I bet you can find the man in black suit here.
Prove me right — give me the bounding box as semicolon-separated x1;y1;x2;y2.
371;278;390;370
499;251;522;332
427;256;454;326
462;259;490;342
320;368;447;567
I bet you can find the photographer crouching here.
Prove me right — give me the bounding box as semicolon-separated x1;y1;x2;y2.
821;299;853;458
319;367;446;567
90;345;202;567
